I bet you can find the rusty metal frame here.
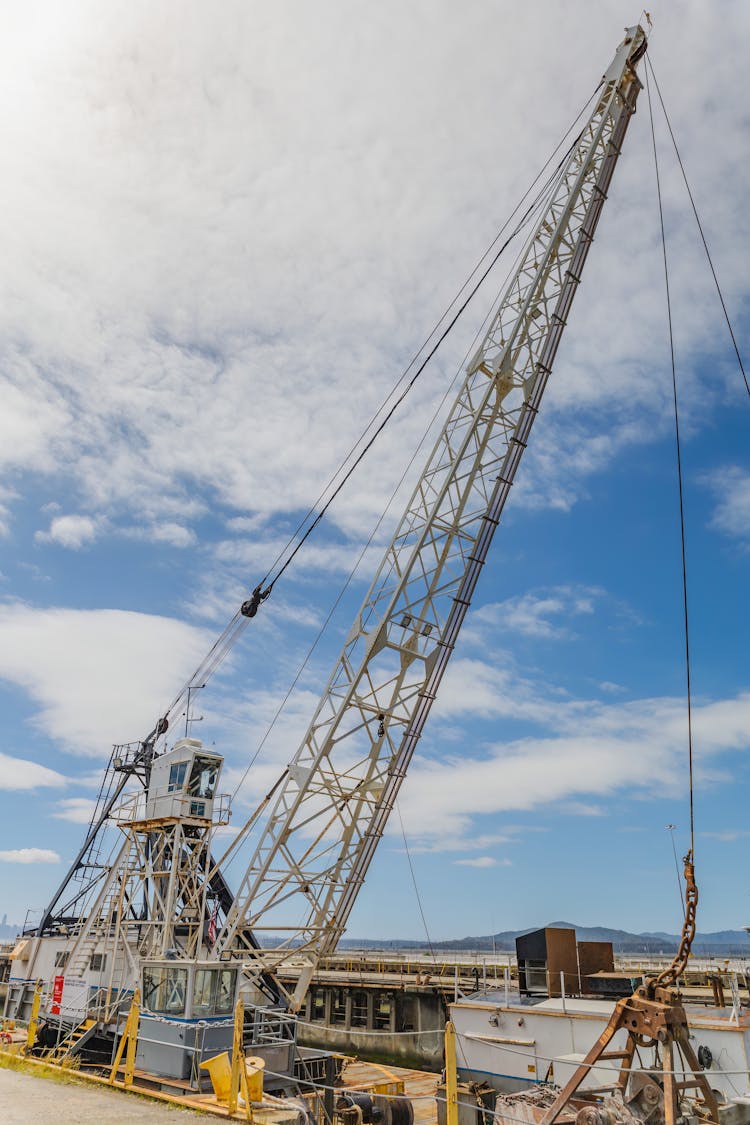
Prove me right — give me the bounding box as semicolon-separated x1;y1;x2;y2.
541;856;718;1125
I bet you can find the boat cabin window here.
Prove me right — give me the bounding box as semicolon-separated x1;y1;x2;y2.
351;989;368;1028
168;761;188;792
398;995;416;1032
54;951;69;968
311;989;326;1022
193;968;236;1017
188;757;219;800
523;959;548;994
374;993;392;1030
331;987;347;1025
143;965;188;1016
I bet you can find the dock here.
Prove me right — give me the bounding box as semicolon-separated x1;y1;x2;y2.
0;1046;440;1124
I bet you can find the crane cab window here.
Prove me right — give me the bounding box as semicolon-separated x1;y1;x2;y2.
167;761;188;792
188;758;219;800
143;965;188;1016
193;968;236;1017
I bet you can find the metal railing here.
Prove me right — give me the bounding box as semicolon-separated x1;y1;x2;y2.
110;788;232;826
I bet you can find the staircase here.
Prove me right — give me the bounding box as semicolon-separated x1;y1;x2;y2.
65;882;122;980
42;1017;98;1064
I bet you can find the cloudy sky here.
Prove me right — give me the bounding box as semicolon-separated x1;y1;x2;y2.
1;1;748;943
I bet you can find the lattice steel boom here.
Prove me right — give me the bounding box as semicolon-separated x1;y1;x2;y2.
216;26;647;1008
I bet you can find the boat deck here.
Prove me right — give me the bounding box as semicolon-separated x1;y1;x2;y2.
1;1047;441;1123
125;1057;440;1120
180;1060;441;1123
342;1060;440;1125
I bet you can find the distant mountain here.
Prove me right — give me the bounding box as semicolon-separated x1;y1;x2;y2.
341;922;750;956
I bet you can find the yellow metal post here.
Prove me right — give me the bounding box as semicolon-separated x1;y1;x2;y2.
25;980;44;1052
445;1020;458;1125
109;988;140;1087
228;997;244;1115
201;1051;233;1103
124;988;140;1088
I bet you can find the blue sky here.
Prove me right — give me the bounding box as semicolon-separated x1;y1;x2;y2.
0;1;748;942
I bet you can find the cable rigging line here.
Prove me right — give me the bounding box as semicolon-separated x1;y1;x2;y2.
147;93;599;743
665;823;684;914
396;800;437;967
260;128;588;595
255;88;599;591
646;54;749;401
228;270;506;811
229;352;468;803
645;65;696;859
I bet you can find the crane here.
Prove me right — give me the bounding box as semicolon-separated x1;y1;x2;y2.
214;23;648;1010
10;22;647;1048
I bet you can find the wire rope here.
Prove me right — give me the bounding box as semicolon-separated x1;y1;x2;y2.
261;136;583;594
226;110;578;803
228;327;473;804
646;54;749;401
645;64;696;857
144;95;591;750
254;88;599;590
666;823;684;914
224;160;568;833
396;800;438;966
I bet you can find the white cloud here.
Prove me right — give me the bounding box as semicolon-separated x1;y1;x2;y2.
53;797;98;823
214;534;386;581
0;486;17;538
453;856;511;868
705;466;750;546
17;562;51;583
0;752;67;791
151;522;196;548
118;522;197;549
475;586;603;640
430;656;561;726
0;3;745;552
395;685;750;846
0;848;60;864
0;604;212;755
36;514;99;549
562;802;606;818
701;829;750;843
121;521;197;548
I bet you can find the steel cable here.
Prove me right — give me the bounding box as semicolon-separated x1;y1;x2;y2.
646;54;749;401
645;63;696;858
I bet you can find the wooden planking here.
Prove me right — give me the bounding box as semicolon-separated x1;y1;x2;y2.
342;1060;440;1125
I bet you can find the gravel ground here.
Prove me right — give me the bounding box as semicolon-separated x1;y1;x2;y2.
0;1067;210;1123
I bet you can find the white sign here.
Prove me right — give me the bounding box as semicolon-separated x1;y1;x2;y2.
60;975;88;1020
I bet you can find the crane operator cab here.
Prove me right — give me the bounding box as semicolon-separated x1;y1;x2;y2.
145;738;223;821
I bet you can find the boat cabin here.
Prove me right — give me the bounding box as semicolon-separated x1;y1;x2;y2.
145;738;222;821
137;958;240;1079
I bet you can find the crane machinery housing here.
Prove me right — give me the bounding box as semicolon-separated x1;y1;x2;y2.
6;21;654;1099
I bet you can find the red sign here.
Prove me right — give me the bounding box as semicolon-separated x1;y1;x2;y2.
51;975;64;1015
